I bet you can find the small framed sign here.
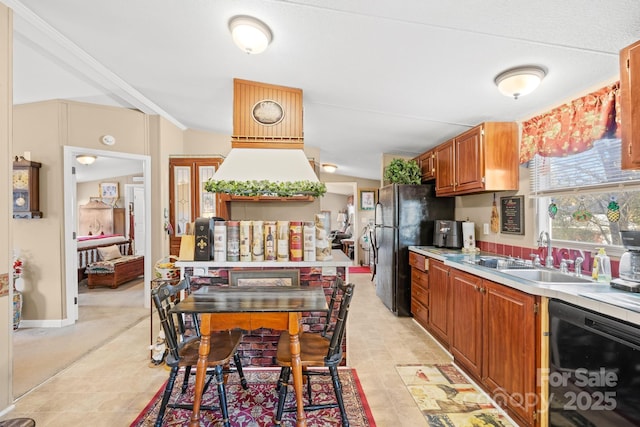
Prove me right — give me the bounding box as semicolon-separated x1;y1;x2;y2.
500;195;524;235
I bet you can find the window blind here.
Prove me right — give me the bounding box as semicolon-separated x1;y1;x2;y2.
529;139;640;196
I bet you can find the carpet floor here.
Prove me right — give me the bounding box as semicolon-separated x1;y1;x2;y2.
396;364;515;427
131;368;375;427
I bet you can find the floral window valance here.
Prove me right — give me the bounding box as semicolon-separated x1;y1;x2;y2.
520;82;620;164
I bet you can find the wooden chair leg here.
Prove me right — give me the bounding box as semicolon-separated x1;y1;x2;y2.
329;366;349;427
215;365;231;427
274;367;291;426
234;353;248;389
155;366;179;427
181;365;192;394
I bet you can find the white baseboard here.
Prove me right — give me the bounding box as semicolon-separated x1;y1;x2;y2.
18;317;75;328
0;404;16;418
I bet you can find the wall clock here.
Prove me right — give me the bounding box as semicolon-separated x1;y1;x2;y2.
13;158;42;219
251;100;284;126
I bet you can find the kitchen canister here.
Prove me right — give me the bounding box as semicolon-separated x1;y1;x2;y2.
240;220;252;262
289;221;303;261
462;221;476;251
277;220;290;262
226;220;240;261
264;221;277;261
303;221;316;261
213;220;227;261
252;220;265;261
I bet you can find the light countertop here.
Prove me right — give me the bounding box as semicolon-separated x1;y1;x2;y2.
175;249;352;268
409;245;640;326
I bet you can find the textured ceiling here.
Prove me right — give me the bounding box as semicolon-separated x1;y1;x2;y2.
7;0;640;180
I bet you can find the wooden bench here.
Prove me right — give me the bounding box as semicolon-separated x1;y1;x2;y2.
85;240;144;289
87;255;144;289
77;237;131;281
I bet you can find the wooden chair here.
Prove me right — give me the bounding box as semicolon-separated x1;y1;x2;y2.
151;280;246;427
273;278;355;426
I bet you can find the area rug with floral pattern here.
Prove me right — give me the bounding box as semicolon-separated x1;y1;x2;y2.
131;368;375;427
396;364;514;427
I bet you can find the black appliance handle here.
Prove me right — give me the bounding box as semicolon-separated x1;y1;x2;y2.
584;315;640;350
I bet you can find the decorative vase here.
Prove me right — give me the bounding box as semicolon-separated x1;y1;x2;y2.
13;289;22;330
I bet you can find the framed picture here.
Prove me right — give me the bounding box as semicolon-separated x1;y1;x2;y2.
359;188;377;210
229;269;300;287
500;195;525;235
99;182;119;199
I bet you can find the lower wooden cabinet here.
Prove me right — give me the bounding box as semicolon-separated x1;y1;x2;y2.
450;269;483;379
425;258;539;427
426;259;452;346
410;252;429;328
482;279;538;427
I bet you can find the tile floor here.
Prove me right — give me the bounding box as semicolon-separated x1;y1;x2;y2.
1;273;453;426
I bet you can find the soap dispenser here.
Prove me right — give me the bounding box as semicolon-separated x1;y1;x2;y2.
593;248;611;283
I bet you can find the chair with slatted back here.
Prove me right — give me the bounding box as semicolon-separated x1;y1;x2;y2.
273;278;355;426
151;279;246;427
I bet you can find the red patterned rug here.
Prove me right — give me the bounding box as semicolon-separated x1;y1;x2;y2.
131;368;375;427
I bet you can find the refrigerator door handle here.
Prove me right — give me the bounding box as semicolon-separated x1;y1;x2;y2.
374;202;383;226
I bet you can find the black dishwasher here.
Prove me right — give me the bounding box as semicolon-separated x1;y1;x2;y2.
548;299;640;426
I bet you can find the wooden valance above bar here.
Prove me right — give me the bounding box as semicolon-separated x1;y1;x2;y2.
232;79;304;146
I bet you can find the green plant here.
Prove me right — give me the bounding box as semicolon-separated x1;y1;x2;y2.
383;158;421;184
204;179;327;197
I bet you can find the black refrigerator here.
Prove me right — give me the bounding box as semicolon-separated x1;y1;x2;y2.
373;184;454;316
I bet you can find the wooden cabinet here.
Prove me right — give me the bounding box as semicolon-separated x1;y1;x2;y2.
421;256;540;427
434;122;519;196
416;149;436;182
113;208;125;236
482;279;538;427
410;252;429;329
426;259;452;347
169;157;224;256
620;40;640;169
450;269;483;379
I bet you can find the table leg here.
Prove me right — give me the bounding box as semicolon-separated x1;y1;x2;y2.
189;314;211;427
288;312;307;427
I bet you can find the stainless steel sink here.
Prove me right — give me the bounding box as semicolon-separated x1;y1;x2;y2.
498;268;593;284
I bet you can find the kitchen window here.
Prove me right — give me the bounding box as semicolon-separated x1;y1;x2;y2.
531;138;640;253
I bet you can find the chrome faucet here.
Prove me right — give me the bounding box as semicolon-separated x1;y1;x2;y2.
574;256;584;277
539;231;554;268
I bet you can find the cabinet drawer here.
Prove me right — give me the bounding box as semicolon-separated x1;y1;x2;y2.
412;270;429;292
411;297;429;327
412;280;429;306
409;252;428;271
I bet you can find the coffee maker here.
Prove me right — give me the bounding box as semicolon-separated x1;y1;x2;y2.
612;230;640;292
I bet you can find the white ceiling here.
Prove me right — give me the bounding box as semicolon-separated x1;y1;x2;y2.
6;0;640;181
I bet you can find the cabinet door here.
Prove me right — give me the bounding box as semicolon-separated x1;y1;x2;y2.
482;280;537;426
427;259;451;346
621;40;640;169
169;158;222;256
419;150;436;181
454;126;484;193
450;269;483;379
434;140;455;196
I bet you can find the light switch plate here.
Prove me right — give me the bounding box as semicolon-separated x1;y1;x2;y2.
483;223;490;235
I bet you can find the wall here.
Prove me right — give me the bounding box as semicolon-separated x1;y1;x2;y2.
0;3;12;414
12;100;149;322
77;175;137;208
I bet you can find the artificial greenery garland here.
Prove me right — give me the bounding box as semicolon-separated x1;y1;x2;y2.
383;158;421;184
205;179;327;197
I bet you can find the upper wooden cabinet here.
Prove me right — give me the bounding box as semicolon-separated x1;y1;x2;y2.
415;149;436;182
434;122;519;196
620;40;640;169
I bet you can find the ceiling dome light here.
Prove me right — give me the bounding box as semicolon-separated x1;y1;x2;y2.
229;15;272;54
322;163;338;173
494;66;546;99
76;154;97;165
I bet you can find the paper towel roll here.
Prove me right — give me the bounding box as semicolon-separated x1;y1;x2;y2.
463;222;476;249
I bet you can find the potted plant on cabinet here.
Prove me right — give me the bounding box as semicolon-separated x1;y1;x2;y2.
383;158;421;184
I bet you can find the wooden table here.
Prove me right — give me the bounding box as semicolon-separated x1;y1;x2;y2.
171;285;329;427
